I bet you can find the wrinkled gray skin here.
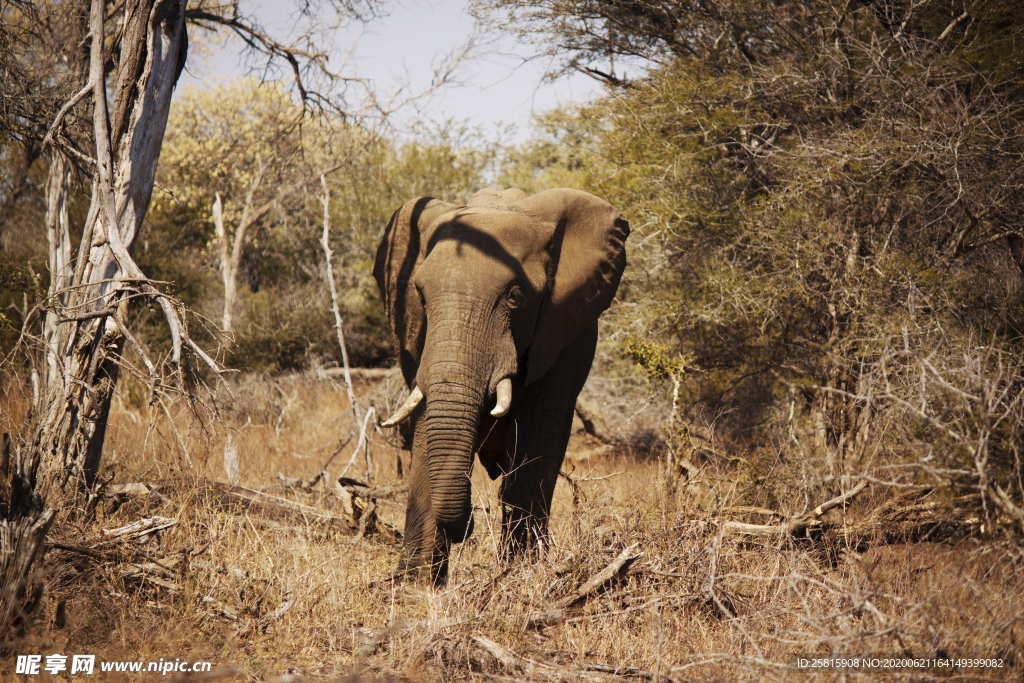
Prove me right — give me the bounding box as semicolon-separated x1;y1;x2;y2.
374;187;629;584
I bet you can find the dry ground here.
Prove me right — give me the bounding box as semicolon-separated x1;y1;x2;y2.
2;372;1022;681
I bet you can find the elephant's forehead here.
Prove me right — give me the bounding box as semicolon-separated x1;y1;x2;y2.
425;208;549;262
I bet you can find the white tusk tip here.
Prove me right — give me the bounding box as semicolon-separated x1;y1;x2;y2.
380;385;423;427
490;377;513;418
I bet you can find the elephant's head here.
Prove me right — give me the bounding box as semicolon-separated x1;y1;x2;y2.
373;187;629;568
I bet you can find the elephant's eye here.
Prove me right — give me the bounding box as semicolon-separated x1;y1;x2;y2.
506;284;524;309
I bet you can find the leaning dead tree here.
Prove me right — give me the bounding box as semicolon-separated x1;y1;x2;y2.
32;0;196;491
25;0;386;492
4;0;191;649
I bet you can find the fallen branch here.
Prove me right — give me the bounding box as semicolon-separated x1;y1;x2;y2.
106;551;242;623
558;543;642;608
201;594;241;622
720;479;868;538
320;367;394;380
255;595;293;632
118;555;181;581
718;482;983;548
200;481;360;532
473;636;521;671
582;662;675;682
527;544;642;627
104;478;400;542
336;477;408;502
354;618;463;657
102;516;177;540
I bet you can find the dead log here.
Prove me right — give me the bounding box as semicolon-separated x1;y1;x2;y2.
199;481;362;532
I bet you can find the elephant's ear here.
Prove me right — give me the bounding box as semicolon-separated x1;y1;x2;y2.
519;188;630;385
374;196;457;386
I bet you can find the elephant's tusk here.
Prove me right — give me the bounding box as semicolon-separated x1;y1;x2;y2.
380;386;424;427
490;378;512;417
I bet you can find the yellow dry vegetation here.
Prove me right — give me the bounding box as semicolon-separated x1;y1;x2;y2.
3;374;1020;680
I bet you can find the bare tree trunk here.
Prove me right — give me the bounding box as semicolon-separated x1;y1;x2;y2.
34;0;188;491
213;193;238;334
319;176;375;483
319;176;358;420
212;156;269;335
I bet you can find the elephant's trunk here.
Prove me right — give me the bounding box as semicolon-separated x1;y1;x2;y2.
418;297;490;538
422;380;481;534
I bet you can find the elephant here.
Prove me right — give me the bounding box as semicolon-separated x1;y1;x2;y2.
373;186;629;584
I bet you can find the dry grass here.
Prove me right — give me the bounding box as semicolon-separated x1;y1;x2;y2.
3;372;1022;681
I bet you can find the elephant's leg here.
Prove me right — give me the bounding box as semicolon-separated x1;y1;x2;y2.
398;418;451;584
499;324;598;558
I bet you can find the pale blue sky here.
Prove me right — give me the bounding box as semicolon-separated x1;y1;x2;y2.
180;0;605;143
